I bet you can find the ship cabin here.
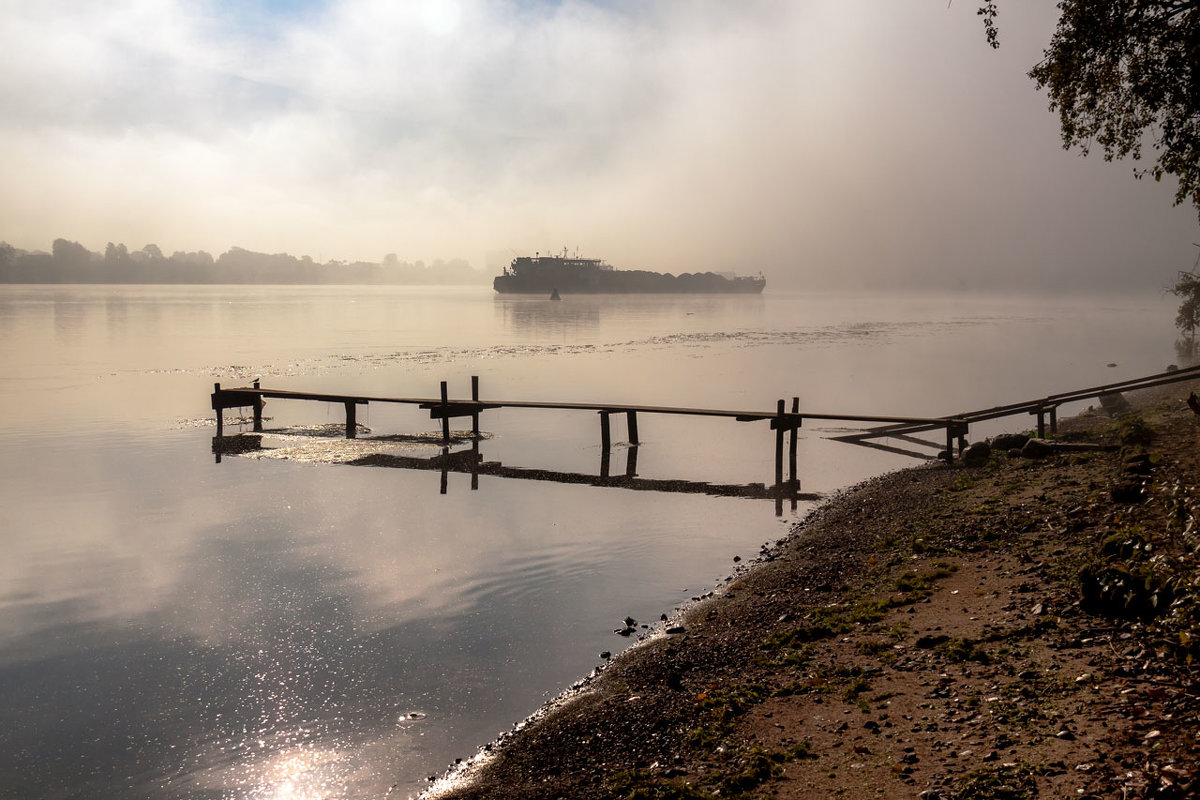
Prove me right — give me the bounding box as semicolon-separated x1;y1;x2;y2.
505;254;615;277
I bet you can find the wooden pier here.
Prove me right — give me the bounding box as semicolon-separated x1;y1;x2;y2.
211;364;1200;509
212;376;965;497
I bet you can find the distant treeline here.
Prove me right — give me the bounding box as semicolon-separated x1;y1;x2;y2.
0;239;489;285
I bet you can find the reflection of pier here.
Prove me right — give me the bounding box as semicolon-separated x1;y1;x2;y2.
345;440;822;504
212;432;820;513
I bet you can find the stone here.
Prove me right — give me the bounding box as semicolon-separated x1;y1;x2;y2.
1021;438;1054;459
1110;481;1146;504
990;433;1029;451
1098;391;1132;416
961;441;991;467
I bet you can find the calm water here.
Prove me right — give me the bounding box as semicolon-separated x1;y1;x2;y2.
0;285;1178;798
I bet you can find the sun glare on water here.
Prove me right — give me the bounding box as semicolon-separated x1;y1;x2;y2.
250;746;345;800
194;740;348;800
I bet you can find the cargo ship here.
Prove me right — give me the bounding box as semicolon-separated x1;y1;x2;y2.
493;252;765;295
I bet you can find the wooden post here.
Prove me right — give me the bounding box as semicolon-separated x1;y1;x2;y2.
1049;406;1058;434
345;401;357;439
214;382;223;438
252;378;263;432
471;375;480;438
470;438;480;491
600;448;611;480
599;411;611;451
1036;407;1046;439
440;452;448;495
788;397;799;486
774;399;785;488
944;425;954;463
625;445;638;478
626;410;639;445
440;381;451;444
956;423;967;455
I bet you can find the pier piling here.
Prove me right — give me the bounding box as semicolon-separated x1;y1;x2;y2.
471;375;481;438
599;411;612;452
440;381;451;444
214;382;223;437
252;379;263;432
774;399;785;488
788;397;799;486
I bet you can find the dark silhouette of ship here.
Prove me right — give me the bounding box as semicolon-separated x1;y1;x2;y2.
493;252;765;295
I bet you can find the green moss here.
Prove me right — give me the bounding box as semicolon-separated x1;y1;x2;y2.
609;742;819;799
937;636;992;665
718;750;782;794
854;638;892;657
763;565;956;667
687;684;772;749
1113;415;1155;447
949;762;1055;799
609;770;712;800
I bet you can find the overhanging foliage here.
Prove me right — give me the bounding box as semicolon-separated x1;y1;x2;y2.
982;1;1200;222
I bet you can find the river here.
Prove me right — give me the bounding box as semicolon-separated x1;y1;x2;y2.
0;285;1177;798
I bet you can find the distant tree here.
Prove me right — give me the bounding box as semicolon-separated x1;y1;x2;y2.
980;1;1200;221
104;242;129;263
168;250;215;283
52;238;92;267
51;238;94;280
0;242;16;282
104;242;135;281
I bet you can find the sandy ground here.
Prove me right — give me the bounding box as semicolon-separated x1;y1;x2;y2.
421;381;1200;800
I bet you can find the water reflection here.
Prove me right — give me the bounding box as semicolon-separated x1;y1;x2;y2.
212;430;821;511
52;293;88;343
493;292;765;339
494;296;600;336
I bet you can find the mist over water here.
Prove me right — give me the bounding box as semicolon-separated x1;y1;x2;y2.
0;285;1178;797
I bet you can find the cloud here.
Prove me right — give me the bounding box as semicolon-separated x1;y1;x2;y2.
0;0;1196;287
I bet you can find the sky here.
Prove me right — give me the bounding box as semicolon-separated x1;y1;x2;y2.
1;0;1198;290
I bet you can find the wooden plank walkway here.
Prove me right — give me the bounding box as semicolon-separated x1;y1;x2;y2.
832;363;1200;454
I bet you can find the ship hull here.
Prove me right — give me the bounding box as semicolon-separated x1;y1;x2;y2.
493;270;765;295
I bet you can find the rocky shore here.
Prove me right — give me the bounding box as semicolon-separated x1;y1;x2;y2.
422;382;1200;800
